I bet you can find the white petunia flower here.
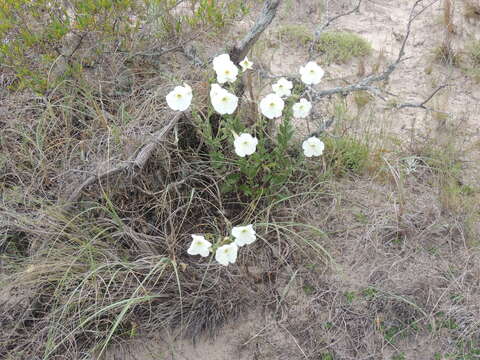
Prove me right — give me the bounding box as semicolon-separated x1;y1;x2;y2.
215;243;238;266
187;235;212;257
239;57;254;72
233;133;258;157
302;136;325;157
210;83;222;98
165;83;193;111
259;93;285;119
210;85;239;115
232;224;256;247
292;98;312;118
272;77;293;97
299;61;325;85
213;53;239;84
213;54;232;70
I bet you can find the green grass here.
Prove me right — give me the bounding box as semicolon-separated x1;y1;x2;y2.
315;31;372;64
275;24;313;45
323;136;370;176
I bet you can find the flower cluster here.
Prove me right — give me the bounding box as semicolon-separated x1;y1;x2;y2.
187;225;257;266
165;55;326;158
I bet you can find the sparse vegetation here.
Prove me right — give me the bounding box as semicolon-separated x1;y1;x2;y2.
315;31;372;64
275;24;313;45
434;40;462;66
462;0;480;21
1;0;480;360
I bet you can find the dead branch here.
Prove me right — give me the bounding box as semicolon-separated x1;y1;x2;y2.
300;0;441;137
310;0;440;101
64;113;183;208
395;84;450;111
63;2;286;209
309;0;363;57
229;0;282;64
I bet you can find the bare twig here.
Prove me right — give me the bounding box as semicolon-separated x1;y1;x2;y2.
63;2;285;209
301;0;442;136
309;0;363;57
395;84;450;111
310;0;440;101
229;0;282;64
64;113;183;207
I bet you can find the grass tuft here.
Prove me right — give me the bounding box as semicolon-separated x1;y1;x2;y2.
275;24;313;45
463;0;480;21
315;31;372;64
323;136;370;176
433;41;462;66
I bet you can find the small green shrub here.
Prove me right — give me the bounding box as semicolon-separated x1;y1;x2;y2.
194;96;299;200
276;24;313;45
323;136;370;176
0;0;249;93
315;31;372;64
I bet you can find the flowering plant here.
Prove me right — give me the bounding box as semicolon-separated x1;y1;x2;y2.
187;225;257;266
166;56;326;198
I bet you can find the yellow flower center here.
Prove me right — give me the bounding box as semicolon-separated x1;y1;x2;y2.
196;241;203;246
243;141;249;145
225;70;230;75
222;96;228;102
269;102;275;107
176;93;183;98
309;69;315;74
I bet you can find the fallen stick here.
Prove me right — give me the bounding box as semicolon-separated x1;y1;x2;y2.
65;113;183;207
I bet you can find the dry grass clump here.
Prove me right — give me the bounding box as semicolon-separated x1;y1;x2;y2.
463;0;480;20
0;43;331;358
434;40;462;66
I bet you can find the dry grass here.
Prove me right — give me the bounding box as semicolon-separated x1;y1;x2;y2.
463;0;480;21
1;1;480;360
434;40;462;66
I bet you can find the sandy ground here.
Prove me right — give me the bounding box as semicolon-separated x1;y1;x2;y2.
98;0;480;358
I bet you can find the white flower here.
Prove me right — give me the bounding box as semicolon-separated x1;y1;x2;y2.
272;77;293;97
292;98;312;118
213;53;239;84
187;235;212;257
215;243;238;266
259;93;285;119
165;83;193;111
210;83;222;98
302;137;325;157
233;133;258;157
210;85;239;115
213;54;231;70
232;225;256;247
299;61;325;85
239;57;254;72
